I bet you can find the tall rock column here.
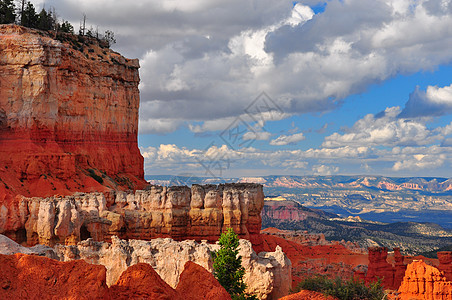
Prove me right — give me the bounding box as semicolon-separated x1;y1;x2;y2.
366;247;395;289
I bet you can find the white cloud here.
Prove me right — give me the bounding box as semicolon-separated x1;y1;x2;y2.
140;141;452;177
38;0;452;136
392;153;446;171
312;164;339;175
270;132;305;145
243;131;272;141
399;84;452;117
322;106;450;148
34;0;452;134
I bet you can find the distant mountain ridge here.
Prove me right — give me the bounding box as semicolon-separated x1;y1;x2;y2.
146;174;452;193
261;199;452;255
145;175;452;229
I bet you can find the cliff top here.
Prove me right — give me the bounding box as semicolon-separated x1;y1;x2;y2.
0;24;139;69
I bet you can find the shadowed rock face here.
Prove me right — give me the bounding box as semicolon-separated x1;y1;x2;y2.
366;247;396;289
438;251;452;282
0;24;145;201
0;184;264;247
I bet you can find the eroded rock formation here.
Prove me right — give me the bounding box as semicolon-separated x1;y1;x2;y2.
55;236;291;300
0;24;145;201
398;260;452;300
0;183;264;247
365;246;404;290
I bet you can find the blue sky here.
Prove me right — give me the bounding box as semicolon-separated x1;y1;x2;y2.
35;0;452;178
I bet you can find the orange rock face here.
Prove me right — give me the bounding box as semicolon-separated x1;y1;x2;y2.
0;253;231;300
0;253;110;299
110;263;179;299
398;260;452;300
176;261;231;300
0;25;145;201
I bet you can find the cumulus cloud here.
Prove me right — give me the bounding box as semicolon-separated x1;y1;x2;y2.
270;132;305;145
399;84;452;118
321;106;451;148
312;164;340;175
141;140;452;176
392;153;446;171
35;0;452;134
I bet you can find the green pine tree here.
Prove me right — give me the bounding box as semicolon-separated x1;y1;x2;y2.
0;0;16;24
21;1;37;28
212;228;257;300
36;8;54;31
59;20;74;33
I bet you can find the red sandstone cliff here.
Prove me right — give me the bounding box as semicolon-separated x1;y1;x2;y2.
0;25;145;201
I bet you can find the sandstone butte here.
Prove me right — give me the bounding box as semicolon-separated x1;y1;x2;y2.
0;24;146;203
0;253;231;300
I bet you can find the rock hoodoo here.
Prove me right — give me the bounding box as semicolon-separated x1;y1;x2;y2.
0;184;264;247
0;24;145;201
365;246;409;290
398;260;452;300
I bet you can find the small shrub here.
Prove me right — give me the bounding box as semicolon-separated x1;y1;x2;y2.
88;169;103;184
295;276;385;300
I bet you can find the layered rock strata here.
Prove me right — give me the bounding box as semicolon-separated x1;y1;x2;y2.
0;24;145;201
55;236;291;300
0;184;264;248
398;260;452;300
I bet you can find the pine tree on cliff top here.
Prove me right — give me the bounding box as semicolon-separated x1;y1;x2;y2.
0;0;16;24
212;228;257;300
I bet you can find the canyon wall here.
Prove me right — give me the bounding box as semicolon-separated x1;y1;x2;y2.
0;25;145;201
0;183;264;247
